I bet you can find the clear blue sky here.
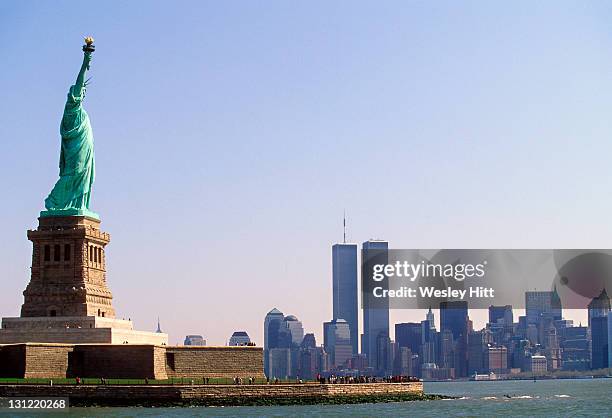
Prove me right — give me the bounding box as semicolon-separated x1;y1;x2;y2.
1;1;611;344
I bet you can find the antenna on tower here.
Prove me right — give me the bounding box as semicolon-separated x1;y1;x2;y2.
343;210;347;243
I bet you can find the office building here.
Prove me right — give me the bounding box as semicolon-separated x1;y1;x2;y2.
264;308;285;377
323;319;352;369
591;315;609;370
395;323;422;355
529;355;548;373
228;331;251;346
588;288;610;329
525;289;562;325
268;348;292;379
440;301;468;341
485;346;508;375
332;242;359;355
426;307;436;331
283;315;304;346
183;335;206;346
361;239;389;375
488;305;513;325
440;301;468;377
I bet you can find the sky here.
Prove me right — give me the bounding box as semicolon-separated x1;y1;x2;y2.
1;1;612;345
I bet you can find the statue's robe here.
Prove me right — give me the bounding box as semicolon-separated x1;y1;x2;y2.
44;85;95;211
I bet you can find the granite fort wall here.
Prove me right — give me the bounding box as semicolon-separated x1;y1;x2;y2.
165;346;265;379
0;382;423;405
70;345;167;380
0;344;263;380
24;344;74;378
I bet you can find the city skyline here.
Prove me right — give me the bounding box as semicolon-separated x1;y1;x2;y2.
2;1;612;345
263;281;610;378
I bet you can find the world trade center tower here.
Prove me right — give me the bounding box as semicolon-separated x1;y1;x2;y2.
332;243;359;355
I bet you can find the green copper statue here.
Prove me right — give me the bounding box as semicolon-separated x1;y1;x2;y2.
42;37;99;219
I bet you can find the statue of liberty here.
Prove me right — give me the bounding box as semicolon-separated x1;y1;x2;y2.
42;37;99;219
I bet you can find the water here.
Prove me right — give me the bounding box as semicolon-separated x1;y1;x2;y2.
5;379;612;417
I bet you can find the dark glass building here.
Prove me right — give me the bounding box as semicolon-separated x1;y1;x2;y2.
591;315;609;370
395;322;422;355
440;301;468;377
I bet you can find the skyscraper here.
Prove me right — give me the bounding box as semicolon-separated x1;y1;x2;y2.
264;308;284;377
525;289;562;325
588;288;610;329
298;333;326;380
332;242;358;355
283;315;305;346
361;239;389;376
440;301;469;377
440;301;468;341
323;319;352;369
228;331;251;346
591;315;609;370
426;307;436;331
488;305;513;325
184;335;206;346
395;323;422;355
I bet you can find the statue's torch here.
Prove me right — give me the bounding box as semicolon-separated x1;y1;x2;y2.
83;36;95;53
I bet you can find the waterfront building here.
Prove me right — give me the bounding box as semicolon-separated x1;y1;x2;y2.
529;355;548;374
184;335;206;346
467;329;493;375
332;242;359;355
228;331;251;346
484;346;508;375
421;363;454;380
561;337;590;371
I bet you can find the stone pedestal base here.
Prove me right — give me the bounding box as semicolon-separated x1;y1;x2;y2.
0;316;168;345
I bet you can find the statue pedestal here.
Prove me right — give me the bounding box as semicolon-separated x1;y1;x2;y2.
22;216;113;318
0;215;167;346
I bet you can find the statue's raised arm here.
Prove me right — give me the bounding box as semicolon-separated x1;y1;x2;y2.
72;51;92;99
42;37;99;220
